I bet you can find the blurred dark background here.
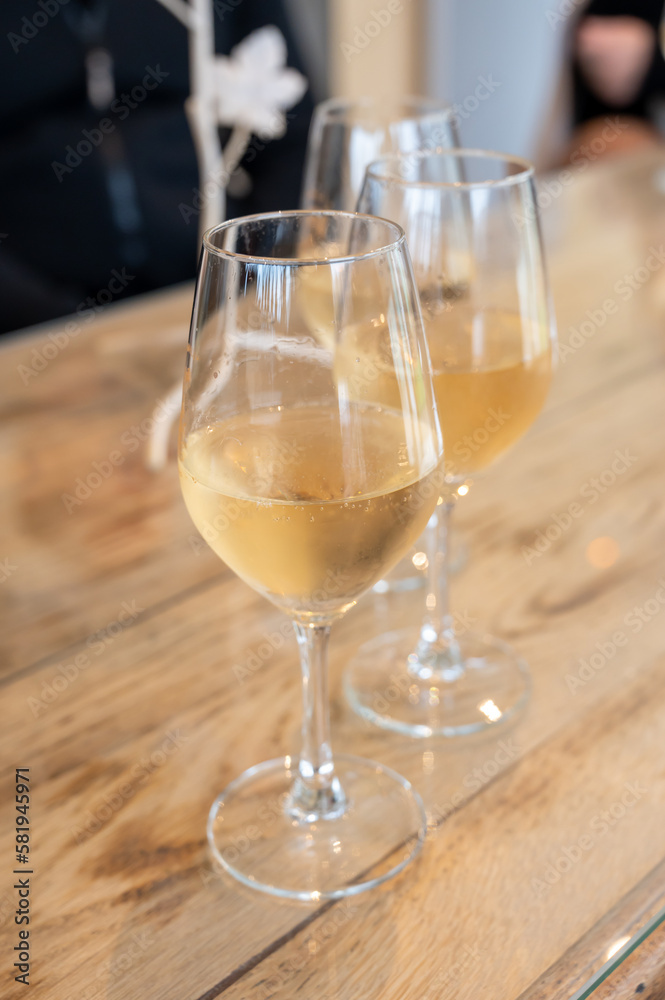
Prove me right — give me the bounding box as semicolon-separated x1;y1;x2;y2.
0;0;318;334
2;0;665;336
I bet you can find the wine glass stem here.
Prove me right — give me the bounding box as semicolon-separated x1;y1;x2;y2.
290;621;346;821
412;498;465;681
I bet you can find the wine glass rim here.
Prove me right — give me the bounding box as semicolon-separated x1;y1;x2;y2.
202;209;407;266
314;94;454;121
365;148;535;189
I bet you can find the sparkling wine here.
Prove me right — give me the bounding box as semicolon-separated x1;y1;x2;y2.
179;403;440;619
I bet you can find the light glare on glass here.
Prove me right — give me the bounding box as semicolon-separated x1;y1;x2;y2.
478;699;502;722
605;935;630;960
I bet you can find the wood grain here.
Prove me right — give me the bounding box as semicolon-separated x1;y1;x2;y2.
3;153;665;999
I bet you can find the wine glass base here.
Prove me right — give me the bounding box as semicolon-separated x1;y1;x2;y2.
344;628;530;738
207;753;426;901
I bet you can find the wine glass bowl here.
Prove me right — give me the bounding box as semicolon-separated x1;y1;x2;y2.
360;150;553;488
301;95;459;212
179;210;444;898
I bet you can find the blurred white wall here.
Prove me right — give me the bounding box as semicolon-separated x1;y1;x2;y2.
327;0;423;98
426;0;571;166
319;0;570;166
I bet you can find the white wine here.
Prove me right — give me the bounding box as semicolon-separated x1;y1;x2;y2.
428;307;551;478
180;403;440;619
333;305;551;482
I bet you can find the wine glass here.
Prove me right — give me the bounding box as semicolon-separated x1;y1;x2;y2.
302;96;460;595
344;150;556;737
301;95;459;212
178;210;444;899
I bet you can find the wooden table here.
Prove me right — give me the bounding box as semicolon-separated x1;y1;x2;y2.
3;150;665;1000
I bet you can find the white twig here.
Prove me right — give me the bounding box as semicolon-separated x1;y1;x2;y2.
185;96;224;245
223;126;252;180
146;2;307;470
188;0;222;245
146;383;183;471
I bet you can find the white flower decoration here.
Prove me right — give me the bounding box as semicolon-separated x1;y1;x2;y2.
147;8;309;470
213;25;308;137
